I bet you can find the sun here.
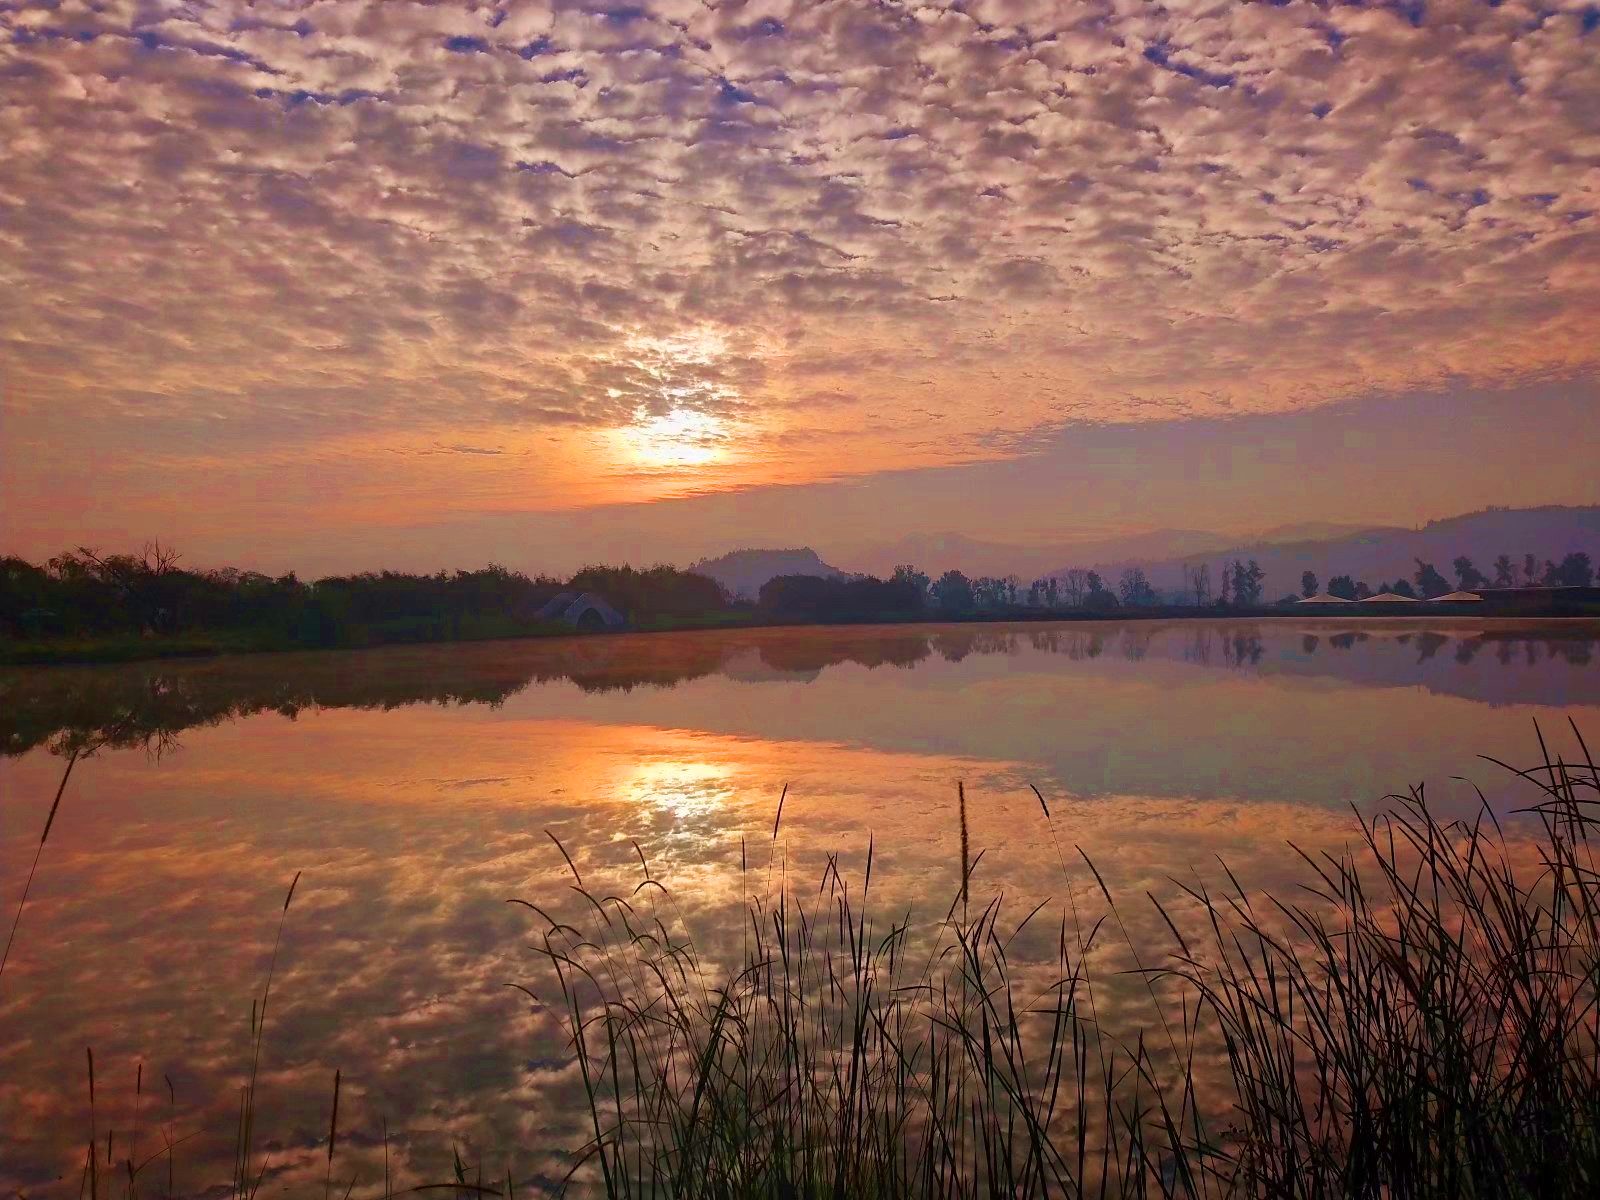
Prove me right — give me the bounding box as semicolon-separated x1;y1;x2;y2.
606;326;742;472
622;407;729;470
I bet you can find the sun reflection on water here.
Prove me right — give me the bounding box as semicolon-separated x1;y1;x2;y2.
621;754;736;821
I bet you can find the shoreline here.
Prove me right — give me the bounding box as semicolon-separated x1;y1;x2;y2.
6;602;1600;667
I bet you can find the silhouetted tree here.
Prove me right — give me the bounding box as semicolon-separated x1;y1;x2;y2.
1185;563;1211;606
891;564;930;597
1556;552;1595;587
1118;567;1156;606
1327;575;1357;600
759;574;922;621
52;541;188;634
933;570;974;612
1452;556;1488;590
1061;568;1087;607
1523;552;1538;586
1083;572;1119;611
969;576;1008;608
1391;578;1418;598
1230;559;1264;606
1354;580;1373;600
569;564;726;622
1413;560;1451;599
1493;554;1515;587
1301;570;1318;599
0;556;54;636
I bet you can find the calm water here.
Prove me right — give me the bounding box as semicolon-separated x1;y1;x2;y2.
3;619;1598;1194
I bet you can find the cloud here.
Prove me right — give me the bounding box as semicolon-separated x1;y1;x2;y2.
0;0;1596;548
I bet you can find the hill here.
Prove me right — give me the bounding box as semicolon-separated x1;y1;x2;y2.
847;529;1233;580
848;523;1392;581
1050;506;1600;599
690;547;850;601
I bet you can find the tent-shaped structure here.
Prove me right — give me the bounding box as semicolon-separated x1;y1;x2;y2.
1297;592;1354;604
535;591;627;630
1362;592;1420;602
1433;590;1484;602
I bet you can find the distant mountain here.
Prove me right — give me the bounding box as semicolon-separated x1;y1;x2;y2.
1256;521;1396;544
847;529;1232;580
1050;506;1600;600
848;523;1403;581
817;507;1598;598
691;547;849;600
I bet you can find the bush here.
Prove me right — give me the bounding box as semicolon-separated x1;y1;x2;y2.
758;574;924;622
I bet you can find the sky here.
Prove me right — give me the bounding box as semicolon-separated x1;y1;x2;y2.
1;0;1597;576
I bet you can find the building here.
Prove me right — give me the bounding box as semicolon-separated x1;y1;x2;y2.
535;591;628;631
1458;586;1600;614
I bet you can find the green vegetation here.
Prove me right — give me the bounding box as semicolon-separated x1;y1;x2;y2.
1321;553;1595;603
5;539;1598;667
0;546;730;664
757;573;925;622
568;565;729;624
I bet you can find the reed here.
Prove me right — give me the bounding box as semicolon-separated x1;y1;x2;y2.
517;723;1600;1198
1147;723;1600;1196
1;746;81;984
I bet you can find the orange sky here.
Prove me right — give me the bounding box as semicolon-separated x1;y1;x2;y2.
1;1;1597;573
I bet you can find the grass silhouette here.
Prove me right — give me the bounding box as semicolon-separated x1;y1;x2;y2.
521;723;1599;1197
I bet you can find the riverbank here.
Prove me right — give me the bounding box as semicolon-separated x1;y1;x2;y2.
7;596;1600;666
0;618;577;665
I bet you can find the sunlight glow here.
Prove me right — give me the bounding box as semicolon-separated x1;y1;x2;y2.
623;757;734;822
610;327;741;471
620;407;730;469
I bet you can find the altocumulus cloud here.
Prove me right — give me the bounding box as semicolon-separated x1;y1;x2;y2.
0;0;1597;523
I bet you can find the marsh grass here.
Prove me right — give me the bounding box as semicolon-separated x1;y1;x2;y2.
1150;725;1600;1196
519;724;1600;1198
523;816;1210;1198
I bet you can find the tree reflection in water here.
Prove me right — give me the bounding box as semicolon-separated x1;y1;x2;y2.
4;620;1597;759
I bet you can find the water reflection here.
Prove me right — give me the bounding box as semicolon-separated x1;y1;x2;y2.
5;620;1598;759
2;619;1598;1196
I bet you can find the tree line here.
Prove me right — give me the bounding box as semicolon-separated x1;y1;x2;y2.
5;541;1595;653
893;547;1595;614
0;543;732;647
1295;551;1594;601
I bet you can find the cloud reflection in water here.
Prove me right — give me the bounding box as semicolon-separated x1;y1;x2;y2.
2;620;1597;1194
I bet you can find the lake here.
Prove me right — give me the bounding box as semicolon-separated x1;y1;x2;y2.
3;618;1598;1195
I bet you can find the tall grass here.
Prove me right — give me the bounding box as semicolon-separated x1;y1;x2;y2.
520;724;1600;1198
1153;726;1600;1196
